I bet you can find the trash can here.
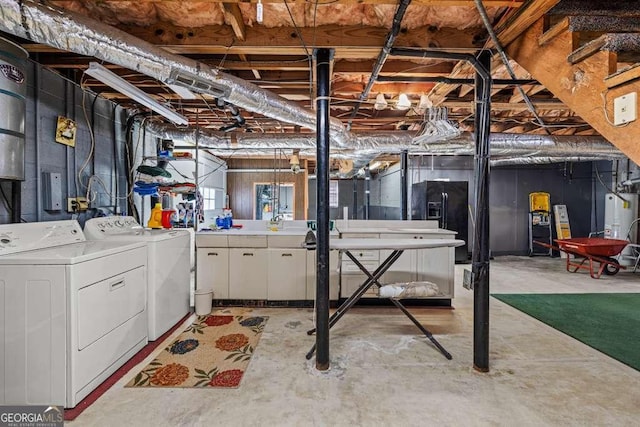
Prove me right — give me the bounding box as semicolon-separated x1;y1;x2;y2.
194;288;213;316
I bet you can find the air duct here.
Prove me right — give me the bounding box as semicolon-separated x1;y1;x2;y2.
0;0;350;145
147;122;624;159
490;156;610;167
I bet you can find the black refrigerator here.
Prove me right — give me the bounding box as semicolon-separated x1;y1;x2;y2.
411;181;469;263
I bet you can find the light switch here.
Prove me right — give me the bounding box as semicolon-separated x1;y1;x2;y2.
613;92;637;125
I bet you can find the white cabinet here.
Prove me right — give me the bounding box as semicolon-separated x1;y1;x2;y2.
336;229;456;301
229;248;268;299
196;248;229;298
268;249;306;300
416;246;455;298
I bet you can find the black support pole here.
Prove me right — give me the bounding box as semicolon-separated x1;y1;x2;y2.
11;181;21;223
400;150;408;220
352;176;358;219
314;48;333;371
364;165;371;220
472;49;492;372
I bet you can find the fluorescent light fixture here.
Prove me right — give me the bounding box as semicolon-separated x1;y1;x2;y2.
395;93;411;110
374;93;388;110
85;62;188;125
167;84;197;100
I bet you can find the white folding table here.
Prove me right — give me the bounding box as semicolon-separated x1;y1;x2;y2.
306;237;465;360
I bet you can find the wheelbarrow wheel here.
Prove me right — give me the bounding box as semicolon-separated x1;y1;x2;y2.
603;257;620;275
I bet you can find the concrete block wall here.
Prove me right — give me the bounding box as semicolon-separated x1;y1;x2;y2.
0;60;128;225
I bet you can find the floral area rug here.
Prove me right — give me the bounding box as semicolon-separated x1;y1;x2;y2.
126;314;268;388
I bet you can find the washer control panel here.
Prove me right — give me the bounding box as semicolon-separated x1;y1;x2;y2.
84;216;142;239
0;220;85;255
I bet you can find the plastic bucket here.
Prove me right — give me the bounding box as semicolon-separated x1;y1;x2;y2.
194;288;213;316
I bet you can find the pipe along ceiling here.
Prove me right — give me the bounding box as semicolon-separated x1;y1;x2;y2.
0;0;627;177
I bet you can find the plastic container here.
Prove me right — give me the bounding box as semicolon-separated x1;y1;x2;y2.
161;209;176;228
194;288;213;316
148;203;163;229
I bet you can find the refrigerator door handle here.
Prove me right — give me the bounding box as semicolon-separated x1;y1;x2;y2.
441;192;448;229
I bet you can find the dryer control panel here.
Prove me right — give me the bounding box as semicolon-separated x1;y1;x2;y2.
0;220;85;255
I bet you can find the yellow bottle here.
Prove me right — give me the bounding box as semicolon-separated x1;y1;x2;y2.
148;202;163;229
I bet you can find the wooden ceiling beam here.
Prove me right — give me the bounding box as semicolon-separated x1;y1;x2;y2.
427;0;560;105
220;3;246;41
47;0;523;5
109;23;482;56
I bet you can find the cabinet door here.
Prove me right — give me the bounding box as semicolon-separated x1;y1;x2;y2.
306;250;339;300
229;249;268;299
379;233;416;284
268;249;306;300
416;246;454;298
196;248;229;299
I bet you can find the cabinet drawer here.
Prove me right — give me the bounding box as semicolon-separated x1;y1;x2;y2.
228;235;267;248
267;235;304;248
341;260;379;273
342;249;379;261
196;234;228;247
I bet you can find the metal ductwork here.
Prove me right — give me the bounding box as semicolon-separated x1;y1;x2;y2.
148;122;624;158
0;0;350;145
490;156;612;167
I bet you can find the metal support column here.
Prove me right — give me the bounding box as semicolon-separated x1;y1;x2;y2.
364;165;371;220
11;181;21;223
330;46;494;371
472;49;492;372
314;48;333;371
352;176;358;220
400;150;408;220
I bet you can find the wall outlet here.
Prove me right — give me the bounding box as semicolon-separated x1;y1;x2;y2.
67;197;88;212
613;92;637;125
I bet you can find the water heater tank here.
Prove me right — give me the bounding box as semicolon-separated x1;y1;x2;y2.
604;193;638;241
0;37;28;180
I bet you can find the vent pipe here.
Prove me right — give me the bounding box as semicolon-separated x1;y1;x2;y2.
0;0;349;145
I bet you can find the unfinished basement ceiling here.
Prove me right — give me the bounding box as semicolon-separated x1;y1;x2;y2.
3;0;640;166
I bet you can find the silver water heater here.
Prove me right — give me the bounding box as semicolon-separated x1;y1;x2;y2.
0;37;28;180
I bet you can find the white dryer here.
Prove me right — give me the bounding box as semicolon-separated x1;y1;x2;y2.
84;216;191;340
0;220;148;408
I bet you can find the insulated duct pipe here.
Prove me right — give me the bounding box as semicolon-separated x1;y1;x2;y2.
146;123;624;158
347;0;412;130
490;156;609;166
0;0;349;145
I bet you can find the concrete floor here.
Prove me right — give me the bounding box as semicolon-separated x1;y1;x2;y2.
71;256;640;426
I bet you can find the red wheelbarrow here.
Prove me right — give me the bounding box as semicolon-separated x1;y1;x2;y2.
534;238;628;279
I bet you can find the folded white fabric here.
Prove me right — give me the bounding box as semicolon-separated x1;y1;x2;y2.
378;281;442;299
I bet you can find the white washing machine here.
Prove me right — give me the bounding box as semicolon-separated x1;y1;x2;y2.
84;216;191;340
0;220;148;408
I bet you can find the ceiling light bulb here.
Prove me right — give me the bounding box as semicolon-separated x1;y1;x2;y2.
395;93;411;110
418;94;433;110
257;0;263;23
374;93;387;110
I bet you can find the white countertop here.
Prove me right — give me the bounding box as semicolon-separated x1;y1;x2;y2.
330;238;464;250
197;228;312;236
338;227;456;235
